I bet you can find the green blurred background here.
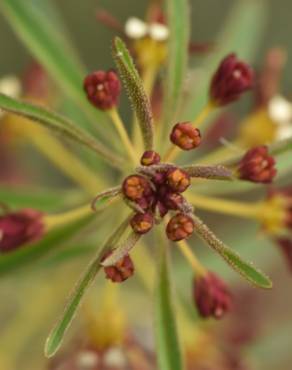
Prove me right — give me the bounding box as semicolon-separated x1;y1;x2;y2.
0;0;291;93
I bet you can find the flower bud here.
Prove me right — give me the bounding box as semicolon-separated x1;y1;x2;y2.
210;53;254;106
166;168;190;193
103;253;134;283
122;175;152;201
83;70;121;110
276;238;292;272
140;150;161;166
0;209;44;253
130;212;154;234
166;213;194;241
237;146;277;183
193;272;232;319
170;122;201;150
163;192;184;210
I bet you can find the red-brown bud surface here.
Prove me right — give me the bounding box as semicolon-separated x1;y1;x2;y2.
193;272;232;319
130;212;154;234
122;175;152;201
166;213;194;241
0;209;44;253
103;253;134;283
210;53;254;106
83;70;121;110
166;168;190;193
276;238;292;272
163;192;184;210
238;146;277;183
170;122;201;150
140;150;161;166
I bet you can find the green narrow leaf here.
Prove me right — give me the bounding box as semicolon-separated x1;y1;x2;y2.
45;216;131;358
112;37;154;150
182;0;267;123
0;214;94;275
164;0;190;123
192;214;272;289
0;93;124;169
155;244;183;370
0;0;107;130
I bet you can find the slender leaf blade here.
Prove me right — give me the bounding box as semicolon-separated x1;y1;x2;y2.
155;244;183;370
0;93;124;168
192;214;272;289
112;37;154;150
45;217;131;358
164;0;190;123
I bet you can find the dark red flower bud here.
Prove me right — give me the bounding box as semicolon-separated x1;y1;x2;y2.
170;122;201;150
83;70;121;110
0;209;44;253
238;146;277;183
122;175;152;201
276;238;292;272
210;53;254;106
130;212;154;234
166;213;194;241
163;192;184;210
103;253;134;283
166;168;190;193
140;150;161;166
193;272;232;319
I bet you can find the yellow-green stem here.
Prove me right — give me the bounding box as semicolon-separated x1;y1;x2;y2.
177;240;207;276
188;193;263;219
44;203;92;230
109;109;138;165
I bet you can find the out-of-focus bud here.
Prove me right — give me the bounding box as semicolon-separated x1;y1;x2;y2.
103;253;134;283
276;238;292;272
122;175;152;201
170;122;201;150
210;53;254;106
0;209;44;253
166;213;194;241
237;146;277;183
130;212;154;234
140;150;161;166
83;70;121;110
193;272;232;319
166;168;190;193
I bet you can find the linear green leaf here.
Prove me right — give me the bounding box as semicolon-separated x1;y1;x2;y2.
0;0;107;130
182;0;267;123
0;214;94;275
164;0;190;124
0;93;124;169
44;216;131;358
155;244;183;370
112;37;154;150
192;214;272;289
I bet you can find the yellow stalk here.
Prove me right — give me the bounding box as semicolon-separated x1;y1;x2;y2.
187;193;263;219
108;109;138;165
177;240;207;276
44;203;92;230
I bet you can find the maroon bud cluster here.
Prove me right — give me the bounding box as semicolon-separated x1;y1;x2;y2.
0;209;44;253
210;53;254;106
122;158;194;241
83;70;121;110
170;122;201;150
103;252;134;283
238;146;277;183
140;150;161;166
193;272;232;319
166;213;194;241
